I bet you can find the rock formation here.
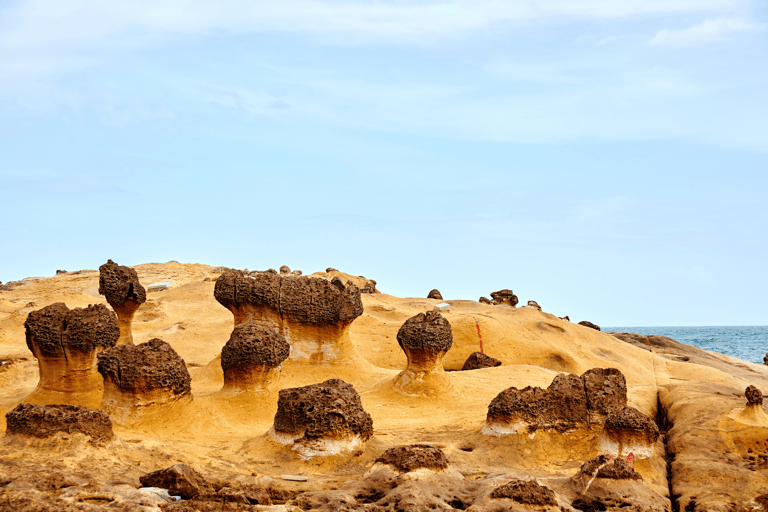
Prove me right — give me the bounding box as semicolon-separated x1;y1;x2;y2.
560;315;570;321
375;445;450;472
489;479;557;506
140;464;210;499
5;403;114;444
24;302;119;407
461;351;501;371
746;385;763;406
360;279;378;293
271;379;373;459
220;322;290;394
214;269;363;368
391;311;453;396
484;368;628;435
97;338;192;420
490;289;518;306
427;289;443;300
279;265;291;274
479;296;491;304
526;300;541;311
599;406;660;459
98;259;147;345
579;320;601;331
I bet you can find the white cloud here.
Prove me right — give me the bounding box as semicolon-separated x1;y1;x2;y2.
650;16;762;46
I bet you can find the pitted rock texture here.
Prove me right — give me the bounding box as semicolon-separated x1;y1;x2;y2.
581;368;628;416
479;296;491;305
396;311;453;353
221;322;290;372
5;403;114;442
579;320;601;331
526;300;542;311
461;351;501;371
139;464;210;499
24;302;118;357
375;445;450;472
279;265;291;274
273;379;373;441
214;269;363;325
97;338;191;395
605;407;660;443
489;479;557;505
746;385;763;406
490;289;518;306
427;289;443;300
98;259;146;307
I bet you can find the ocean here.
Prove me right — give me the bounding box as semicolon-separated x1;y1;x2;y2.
604;326;768;365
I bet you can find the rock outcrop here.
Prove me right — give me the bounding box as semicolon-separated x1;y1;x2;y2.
139;464;210;500
5;403;114;443
479;296;491;305
271;379;373;459
461;351;501;371
427;289;443;300
97;338;192;420
392;311;453;396
99;259;147;345
24;302;119;407
220;322;290;394
214;270;363;367
490;289;518;307
375;445;450;473
484;368;628;435
490;479;557;506
599;406;660;459
526;300;541;311
579;320;601;331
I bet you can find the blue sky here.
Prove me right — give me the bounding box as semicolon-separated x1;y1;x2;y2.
1;0;766;326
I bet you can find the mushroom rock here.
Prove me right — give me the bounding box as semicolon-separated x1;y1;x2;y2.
484;373;588;435
98;259;146;345
97;338;192;421
279;265;291;274
479;296;491;305
490;289;518;307
733;385;768;426
392;311;453;396
5;403;114;444
461;351;501;371
490;479;558;507
214;269;364;368
427;289;443;300
599;406;660;459
581;368;628;423
579;320;601;331
526;300;542;311
375;445;450;473
139;464;211;500
220;322;290;394
270;379;373;459
24;302;118;407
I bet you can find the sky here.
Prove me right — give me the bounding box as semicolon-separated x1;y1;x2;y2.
0;0;767;327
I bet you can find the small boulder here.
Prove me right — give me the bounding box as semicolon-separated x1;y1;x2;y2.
578;320;601;331
490;289;518;307
375;445;449;473
490;479;557;506
746;385;763;406
479;297;491;305
560;315;570;322
5;403;114;443
279;265;291;274
360;279;378;293
220;322;290;393
526;300;541;311
427;289;443;300
600;406;660;459
461;352;501;371
139;464;210;500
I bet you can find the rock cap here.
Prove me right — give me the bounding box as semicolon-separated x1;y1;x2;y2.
98;259;146;307
375;445;449;472
25;303;118;357
221;322;290;372
427;289;443;300
5;403;114;442
396;311;453;353
746;385;763;406
97;338;191;395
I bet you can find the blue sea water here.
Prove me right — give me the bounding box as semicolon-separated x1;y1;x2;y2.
603;326;768;365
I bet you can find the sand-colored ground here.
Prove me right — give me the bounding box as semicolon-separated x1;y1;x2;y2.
1;262;768;511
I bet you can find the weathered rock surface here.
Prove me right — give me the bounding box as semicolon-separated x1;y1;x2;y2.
392;311;453;396
579;320;601;331
24;302;118;406
600;406;660;459
479;296;491;304
526;300;541;311
99;259;146;345
461;351;501;371
427;289;443;300
5;403;114;443
220;322;289;393
139;464;210;499
279;265;291;274
490;289;518;306
582;367;628;420
746;385;763;406
375;445;449;472
490;479;557;506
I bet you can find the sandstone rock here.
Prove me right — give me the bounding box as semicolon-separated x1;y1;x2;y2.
392;311;453;396
427;289;443;300
479;296;491;304
97;338;191;418
5;403;114;443
279;265;291;274
490;289;518;307
746;385;763;406
490;479;557;506
461;351;501;371
326;268;338;273
272;379;373;458
375;445;450;472
360;279;378;294
220;322;289;393
24;302;118;406
99;259;147;345
526;300;541;311
600;406;660;459
581;367;628;420
579;320;601;331
139;464;210;499
560;315;570;321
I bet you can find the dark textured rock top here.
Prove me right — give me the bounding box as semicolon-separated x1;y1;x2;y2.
98;259;146;307
526;300;541;311
97;338;191;395
375;445;449;472
578;320;601;331
746;385;763;406
427;289;443;300
462;351;501;371
490;289;518;306
214;269;363;325
396;311;453;353
139;464;210;500
273;379;373;441
25;302;119;357
578;454;642;481
221;322;290;371
490;479;557;505
479;297;491;305
581;367;627;416
605;406;660;442
5;403;114;442
279;265;291;274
